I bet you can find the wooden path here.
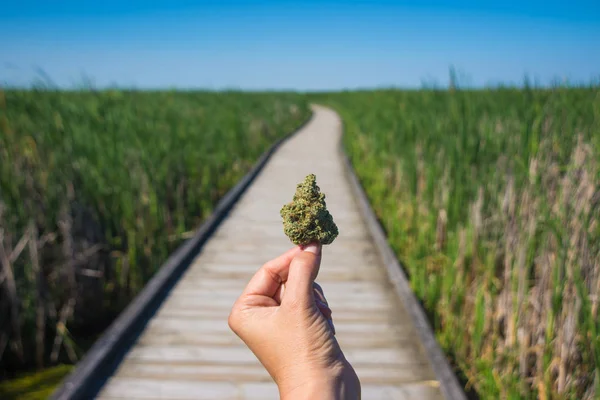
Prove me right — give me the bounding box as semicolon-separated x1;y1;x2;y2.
95;106;451;399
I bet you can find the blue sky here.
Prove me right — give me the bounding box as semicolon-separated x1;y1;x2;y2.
1;0;599;90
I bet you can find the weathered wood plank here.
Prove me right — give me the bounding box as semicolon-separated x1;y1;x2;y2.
140;319;416;338
118;345;427;368
135;329;428;349
111;362;436;385
97;379;443;400
97;378;239;399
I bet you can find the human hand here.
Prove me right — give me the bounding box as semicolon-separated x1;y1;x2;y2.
228;243;360;399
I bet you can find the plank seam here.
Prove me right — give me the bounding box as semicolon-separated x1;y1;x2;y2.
50;110;314;400
334;106;468;400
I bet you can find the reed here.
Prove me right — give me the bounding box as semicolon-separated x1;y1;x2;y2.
0;89;310;379
316;84;600;399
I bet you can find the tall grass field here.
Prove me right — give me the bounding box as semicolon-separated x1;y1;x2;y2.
2;84;599;400
0;89;310;392
316;84;600;399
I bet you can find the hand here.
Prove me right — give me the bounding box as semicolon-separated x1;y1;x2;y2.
228;243;361;399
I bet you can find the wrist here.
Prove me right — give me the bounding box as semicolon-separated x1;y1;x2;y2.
278;359;360;400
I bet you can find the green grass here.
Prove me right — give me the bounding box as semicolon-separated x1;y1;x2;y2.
314;85;600;399
0;365;74;400
0;89;309;383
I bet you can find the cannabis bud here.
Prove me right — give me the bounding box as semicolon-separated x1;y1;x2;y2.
280;174;339;245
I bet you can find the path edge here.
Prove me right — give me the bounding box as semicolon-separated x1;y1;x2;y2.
333;108;468;400
50;110;314;400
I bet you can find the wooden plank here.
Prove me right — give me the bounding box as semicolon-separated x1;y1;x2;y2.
360;382;445;400
98;380;444;400
97;378;239;399
165;289;394;303
154;306;397;322
104;362;437;386
197;250;381;266
186;269;387;282
136;329;426;349
123;345;262;364
114;362;274;382
115;347;434;377
141;319;414;336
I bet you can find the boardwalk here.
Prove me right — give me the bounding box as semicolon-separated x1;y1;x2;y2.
97;106;445;399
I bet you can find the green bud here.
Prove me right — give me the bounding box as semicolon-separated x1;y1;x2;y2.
280;174;339;245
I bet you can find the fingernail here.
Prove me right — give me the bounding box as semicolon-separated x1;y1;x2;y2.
328;318;336;335
314;291;328;306
316;298;328;309
303;243;321;255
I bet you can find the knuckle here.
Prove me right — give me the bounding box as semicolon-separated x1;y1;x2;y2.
285;297;308;313
285;297;302;311
228;304;242;333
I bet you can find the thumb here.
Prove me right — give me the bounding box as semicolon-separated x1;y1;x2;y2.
283;243;322;308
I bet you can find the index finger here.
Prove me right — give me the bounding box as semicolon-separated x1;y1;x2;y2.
241;245;302;298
